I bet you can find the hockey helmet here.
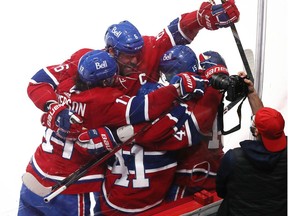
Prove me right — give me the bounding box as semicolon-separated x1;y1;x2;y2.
159;45;199;81
199;51;227;70
78;50;118;85
104;20;144;56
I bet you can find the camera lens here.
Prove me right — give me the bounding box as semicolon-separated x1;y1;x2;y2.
210;73;230;90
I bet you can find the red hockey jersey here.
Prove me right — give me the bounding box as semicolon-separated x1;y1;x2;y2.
26;51;181;194
25;9;207;207
27;11;202;108
99;87;223;213
167;87;225;200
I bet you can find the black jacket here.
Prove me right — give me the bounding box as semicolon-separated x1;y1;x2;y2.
216;139;287;216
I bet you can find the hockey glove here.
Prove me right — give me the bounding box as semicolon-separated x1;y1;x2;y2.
170;72;208;99
76;127;118;155
199;51;229;80
41;103;83;139
197;0;240;30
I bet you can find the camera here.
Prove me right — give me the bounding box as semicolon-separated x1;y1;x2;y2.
210;73;248;101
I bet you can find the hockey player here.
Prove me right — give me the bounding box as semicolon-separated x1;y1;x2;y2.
18;50;203;216
23;1;240;214
161;47;227;201
27;0;240;115
105;1;239;96
22;46;225;216
79;46;230;215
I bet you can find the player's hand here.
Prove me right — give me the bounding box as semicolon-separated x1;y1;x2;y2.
41;103;83;139
197;0;240;30
199;51;229;80
76;127;118;155
170;72;208;99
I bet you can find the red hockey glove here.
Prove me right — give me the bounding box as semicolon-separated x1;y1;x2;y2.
76;127;118;155
41;103;83;139
197;1;240;30
170;72;209;99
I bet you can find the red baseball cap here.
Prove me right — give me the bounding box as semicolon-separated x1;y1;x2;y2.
255;107;287;152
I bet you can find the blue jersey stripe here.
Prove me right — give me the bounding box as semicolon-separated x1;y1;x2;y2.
31;68;58;89
167;18;190;45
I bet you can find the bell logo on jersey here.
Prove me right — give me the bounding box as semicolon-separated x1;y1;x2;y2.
95;60;108;71
111;26;122;38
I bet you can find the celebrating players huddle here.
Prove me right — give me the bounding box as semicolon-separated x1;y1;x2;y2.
18;1;241;215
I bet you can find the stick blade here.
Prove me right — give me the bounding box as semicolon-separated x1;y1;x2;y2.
22;172;52;197
244;49;255;76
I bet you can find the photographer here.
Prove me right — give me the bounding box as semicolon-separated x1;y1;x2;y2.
215;72;287;216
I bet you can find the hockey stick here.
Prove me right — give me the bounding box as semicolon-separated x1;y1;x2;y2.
220;49;255;134
243;49;255;75
220;0;254;83
223;49;255;113
22;107;173;203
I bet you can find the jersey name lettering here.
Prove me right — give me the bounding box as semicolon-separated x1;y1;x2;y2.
58;95;87;116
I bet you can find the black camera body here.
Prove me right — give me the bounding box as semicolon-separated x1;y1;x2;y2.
210;73;248;101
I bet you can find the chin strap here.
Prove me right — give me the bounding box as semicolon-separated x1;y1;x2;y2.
218;94;247;135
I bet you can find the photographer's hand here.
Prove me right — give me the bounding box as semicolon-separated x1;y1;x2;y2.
238;71;255;94
238;71;263;114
